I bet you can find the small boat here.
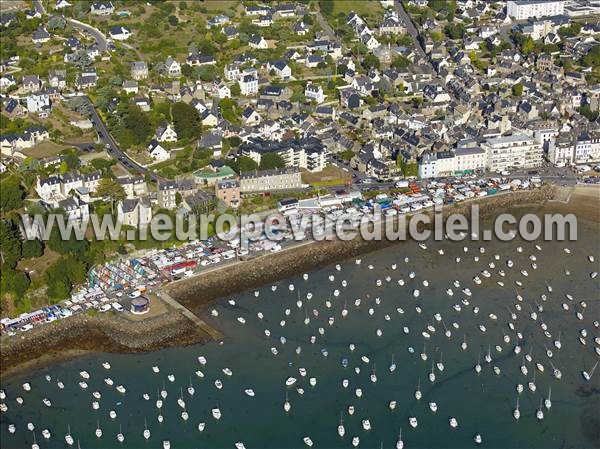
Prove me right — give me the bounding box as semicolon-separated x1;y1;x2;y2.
116;424;124;443
41;429;51;440
245;389;255;397
449;417;458;428
102;362;111;370
474;434;482;445
352;436;360;447
362;419;371;431
80;371;90;380
65;425;74;446
338;412;345;437
152;366;160;373
197;422;205;432
303;436;314;447
582;361;598;381
429;402;438;413
409;417;418;428
143;419;150;439
212;407;222;420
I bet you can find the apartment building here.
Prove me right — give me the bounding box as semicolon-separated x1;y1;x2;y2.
239;167;302;193
482;134;543;172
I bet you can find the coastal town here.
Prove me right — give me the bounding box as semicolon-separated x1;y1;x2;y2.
1;0;600;332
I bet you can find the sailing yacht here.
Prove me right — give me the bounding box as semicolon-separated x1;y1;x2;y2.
116;424;124;443
536;399;544;420
429;362;436;383
95;420;102;438
337;412;345;437
415;379;422;400
582;361;598;381
65;425;74;446
396;429;404;449
513;398;521;421
31;432;39;449
284;392;291;413
143;419;150;439
545;387;552;409
389;354;396;373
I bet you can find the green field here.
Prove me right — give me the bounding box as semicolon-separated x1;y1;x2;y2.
331;0;383;17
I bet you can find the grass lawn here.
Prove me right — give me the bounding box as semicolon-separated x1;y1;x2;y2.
22;141;69;159
332;0;383;17
301;165;351;188
18;248;61;279
202;0;239;11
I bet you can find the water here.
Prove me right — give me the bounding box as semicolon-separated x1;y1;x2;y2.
2;206;599;449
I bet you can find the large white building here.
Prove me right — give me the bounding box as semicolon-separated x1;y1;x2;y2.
482;134;543;172
507;0;565;20
240;137;329;172
418;147;486;179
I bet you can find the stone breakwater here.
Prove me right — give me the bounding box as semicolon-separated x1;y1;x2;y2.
1;309;210;377
168;185;556;309
1;186;555;376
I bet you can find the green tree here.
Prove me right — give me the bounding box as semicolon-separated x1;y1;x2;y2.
0;219;21;268
22;239;44;259
236;156;259;172
579;105;599;122
512;82;523;97
363;54;380;70
95;178;126;214
45;256;87;300
123;104;151;145
392;55;410;69
259;153;285;170
0;269;30;300
171;102;202;140
230;83;241;96
0;176;24;212
582;45;600;68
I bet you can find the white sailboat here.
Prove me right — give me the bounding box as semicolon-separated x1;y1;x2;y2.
582;361;598;381
337;412;345;438
95;420;102;438
65;425;74;446
544;387;552;409
396;428;404;449
116;424;124;443
513;397;520;421
143;419;150;439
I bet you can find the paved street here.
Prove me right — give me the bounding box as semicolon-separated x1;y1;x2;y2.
82;97;158;180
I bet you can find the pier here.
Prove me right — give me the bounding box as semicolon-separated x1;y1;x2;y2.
158;291;223;340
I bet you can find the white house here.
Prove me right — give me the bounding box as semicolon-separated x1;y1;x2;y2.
242;107;261;125
164;56;181;77
213;81;231;99
148;139;169;162
109;26;131;41
55;0;72;9
267;60;292;79
305;83;325;104
155;122;178;143
90;1;114;15
26;91;50;115
117;198;152;227
239;74;258;96
224;64;240;81
249;34;268;49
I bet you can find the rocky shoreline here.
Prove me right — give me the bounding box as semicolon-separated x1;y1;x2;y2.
1;186;556;377
0;309;211;378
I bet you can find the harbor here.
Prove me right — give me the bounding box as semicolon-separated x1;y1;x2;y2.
0;186;598;449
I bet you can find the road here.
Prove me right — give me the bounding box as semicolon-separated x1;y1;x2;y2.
33;0;108;51
394;0;427;59
82;97;158;180
314;4;337;41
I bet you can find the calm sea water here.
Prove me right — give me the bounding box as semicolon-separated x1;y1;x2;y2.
2;207;599;449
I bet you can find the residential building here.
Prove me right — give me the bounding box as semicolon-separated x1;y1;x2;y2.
155;122;178;142
507;0;565;20
117;176;148;199
240;137;328;172
109;26;131;41
482;134;543;172
164;56;181;77
157;181;177;209
90;1;114;15
239;167;303;192
305;83;325;104
249;34;268;49
148;139;169;162
239;74;259;96
131;61;148;80
215;179;241;208
117;198;152;227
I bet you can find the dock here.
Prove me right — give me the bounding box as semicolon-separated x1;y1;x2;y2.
159;291;223;340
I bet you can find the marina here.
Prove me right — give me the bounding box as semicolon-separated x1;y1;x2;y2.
1;201;598;449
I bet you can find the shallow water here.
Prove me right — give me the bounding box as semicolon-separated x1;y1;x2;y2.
2;206;599;449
